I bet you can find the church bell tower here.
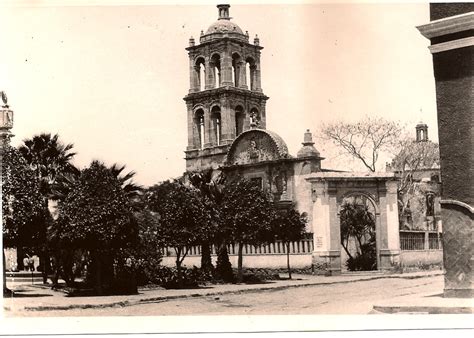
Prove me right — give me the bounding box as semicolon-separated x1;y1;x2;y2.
184;4;269;172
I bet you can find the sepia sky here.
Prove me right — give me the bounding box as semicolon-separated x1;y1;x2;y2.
0;1;438;186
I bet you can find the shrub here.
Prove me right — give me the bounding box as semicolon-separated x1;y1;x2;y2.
145;266;211;289
346;243;377;271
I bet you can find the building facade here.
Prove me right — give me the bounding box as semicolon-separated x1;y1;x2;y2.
173;4;403;275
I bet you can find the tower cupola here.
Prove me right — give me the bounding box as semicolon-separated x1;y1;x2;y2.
416;121;429;142
297;129;320;158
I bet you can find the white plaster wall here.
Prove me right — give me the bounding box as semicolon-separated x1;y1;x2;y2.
292;173;314;232
400;250;443;266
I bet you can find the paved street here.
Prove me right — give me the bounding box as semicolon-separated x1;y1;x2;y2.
4;274;460;317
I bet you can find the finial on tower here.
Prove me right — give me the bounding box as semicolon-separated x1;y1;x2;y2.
303;129;315;146
254;34;260;46
1;91;8;109
217;4;231;20
189;36;195;46
297;129;320;158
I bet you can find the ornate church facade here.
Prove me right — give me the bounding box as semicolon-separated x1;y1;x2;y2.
171;4;411;275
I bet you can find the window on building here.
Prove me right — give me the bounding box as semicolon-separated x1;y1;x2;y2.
426;193;435;217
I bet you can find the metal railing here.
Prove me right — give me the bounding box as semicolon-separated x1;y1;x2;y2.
400;231;442;251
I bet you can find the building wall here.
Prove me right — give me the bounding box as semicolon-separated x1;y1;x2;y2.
400;250;443;267
433;46;474;206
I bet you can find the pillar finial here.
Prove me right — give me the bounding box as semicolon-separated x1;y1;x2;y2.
254;34;260;46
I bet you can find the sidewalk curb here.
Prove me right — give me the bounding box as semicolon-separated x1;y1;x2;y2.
372;305;473;314
17;271;443;312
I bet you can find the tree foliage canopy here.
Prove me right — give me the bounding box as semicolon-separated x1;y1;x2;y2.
271;206;307;243
18;133;78;196
146;180;211;253
55;160;137;250
220;177;275;245
2;146;44;247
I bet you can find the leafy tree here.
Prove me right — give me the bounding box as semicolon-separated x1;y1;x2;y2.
187;169;226;275
132;205;164;285
220;177;275;282
2;145;44;295
321;117;402;172
146;181;211;287
271;206;307;279
56;160;138;294
18;133;77;282
340;199;376;271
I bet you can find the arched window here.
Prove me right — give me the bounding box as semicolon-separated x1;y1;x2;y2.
195;57;206;91
235;105;244;136
195;109;205;149
211;106;221;146
211;54;221;88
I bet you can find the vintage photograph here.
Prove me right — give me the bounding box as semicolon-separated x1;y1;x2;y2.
0;0;472;333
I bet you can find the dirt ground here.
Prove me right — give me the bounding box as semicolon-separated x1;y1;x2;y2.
8;275;444;316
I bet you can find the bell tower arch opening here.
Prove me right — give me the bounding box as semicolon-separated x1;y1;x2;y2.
210;53;221;89
195;57;206;92
194;108;205;150
211;105;222;146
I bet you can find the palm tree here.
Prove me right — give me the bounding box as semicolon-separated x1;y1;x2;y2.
108;163;142;203
18;133;77;283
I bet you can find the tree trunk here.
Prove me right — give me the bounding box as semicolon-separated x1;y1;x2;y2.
176;256;183;289
40;250;49;284
17;246;25;271
237;242;243;283
286;243;292;279
3;249;11;296
200;241;213;273
216;242;233;282
341;240;353;260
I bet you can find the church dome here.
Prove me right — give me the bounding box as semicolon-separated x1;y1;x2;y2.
200;4;249;43
206;20;244;35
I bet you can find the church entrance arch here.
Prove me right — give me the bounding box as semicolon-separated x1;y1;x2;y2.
307;172;401;275
339;193;377;271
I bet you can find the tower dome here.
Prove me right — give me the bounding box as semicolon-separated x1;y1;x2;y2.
297;129;320;158
200;4;249;43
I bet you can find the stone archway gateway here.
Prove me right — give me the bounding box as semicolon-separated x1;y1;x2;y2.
307;172;400;275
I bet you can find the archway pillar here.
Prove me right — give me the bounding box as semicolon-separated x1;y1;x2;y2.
378;180;401;270
310;181;341;275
